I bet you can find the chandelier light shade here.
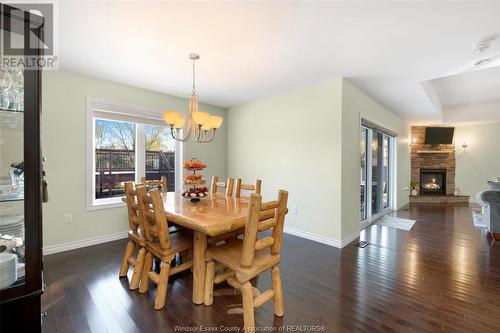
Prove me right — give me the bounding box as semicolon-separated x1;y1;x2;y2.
163;53;223;143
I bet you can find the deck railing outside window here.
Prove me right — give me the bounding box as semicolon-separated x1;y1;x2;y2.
95;149;175;198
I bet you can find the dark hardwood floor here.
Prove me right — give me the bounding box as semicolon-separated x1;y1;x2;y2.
42;203;500;332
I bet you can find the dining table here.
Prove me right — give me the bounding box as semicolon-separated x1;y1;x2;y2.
157;192;250;304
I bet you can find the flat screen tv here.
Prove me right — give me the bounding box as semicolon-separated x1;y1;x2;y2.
424;127;454;145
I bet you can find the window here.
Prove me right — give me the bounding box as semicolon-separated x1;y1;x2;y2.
87;98;181;209
95;119;136;201
144;125;176;192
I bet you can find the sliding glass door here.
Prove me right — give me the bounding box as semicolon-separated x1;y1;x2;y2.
360;125;395;222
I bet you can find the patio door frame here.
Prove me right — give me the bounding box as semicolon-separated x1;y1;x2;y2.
360;124;397;225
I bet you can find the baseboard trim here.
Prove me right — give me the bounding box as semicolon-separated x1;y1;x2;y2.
43;231;128;256
284;226;342;248
284;226;359;249
341;231;360;247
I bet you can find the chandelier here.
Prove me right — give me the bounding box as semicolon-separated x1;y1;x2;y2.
162;53;223;143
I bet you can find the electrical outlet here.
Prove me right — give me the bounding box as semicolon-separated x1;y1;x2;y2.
64;213;73;224
291;205;298;215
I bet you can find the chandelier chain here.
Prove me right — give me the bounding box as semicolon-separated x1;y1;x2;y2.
192;56;196;95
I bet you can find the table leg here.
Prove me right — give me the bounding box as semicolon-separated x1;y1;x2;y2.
192;231;207;304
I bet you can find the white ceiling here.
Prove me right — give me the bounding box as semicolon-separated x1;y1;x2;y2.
57;1;500;123
426;66;500;124
433;66;500;108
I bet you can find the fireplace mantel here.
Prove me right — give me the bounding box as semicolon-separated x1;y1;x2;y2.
417;150;453;154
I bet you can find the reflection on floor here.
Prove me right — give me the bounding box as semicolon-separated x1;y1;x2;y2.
42;203;500;332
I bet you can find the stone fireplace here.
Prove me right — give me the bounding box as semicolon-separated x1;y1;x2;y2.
410;126;468;203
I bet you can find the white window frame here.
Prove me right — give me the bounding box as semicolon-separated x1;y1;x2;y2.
86;97;182;210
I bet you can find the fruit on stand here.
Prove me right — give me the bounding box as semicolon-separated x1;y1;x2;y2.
182;186;209;199
183;173;206;185
183;160;206;171
182;158;208;201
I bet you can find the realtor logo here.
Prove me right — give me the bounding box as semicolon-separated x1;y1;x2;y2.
1;2;58;69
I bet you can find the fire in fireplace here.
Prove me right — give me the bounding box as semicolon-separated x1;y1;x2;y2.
420;169;446;195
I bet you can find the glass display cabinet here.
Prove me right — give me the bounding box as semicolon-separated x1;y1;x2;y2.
0;4;44;332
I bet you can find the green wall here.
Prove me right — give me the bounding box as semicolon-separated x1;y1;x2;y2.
227;79;343;241
42;70;227;247
454;122;500;200
228;78;410;246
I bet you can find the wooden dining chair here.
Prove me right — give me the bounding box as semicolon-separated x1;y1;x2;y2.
119;182;147;290
140;176;168;193
136;187;193;310
204;190;289;330
141;175;184;236
211;176;235;196
209;176;249;245
234;178;262;197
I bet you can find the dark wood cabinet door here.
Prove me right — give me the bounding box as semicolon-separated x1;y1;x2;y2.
0;4;44;331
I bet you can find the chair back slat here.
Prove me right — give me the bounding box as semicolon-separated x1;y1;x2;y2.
257;218;276;232
140;176;167;193
260;201;278;211
271;190;288;255
240;193;261;267
259;209;275;221
137;187;171;250
235;178;262;197
211;176;235;196
125;182;141;231
254;236;274;250
240;190;288;268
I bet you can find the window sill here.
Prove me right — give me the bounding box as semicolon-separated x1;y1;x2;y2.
86;198;126;211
